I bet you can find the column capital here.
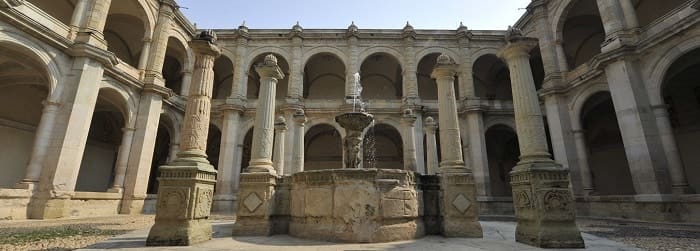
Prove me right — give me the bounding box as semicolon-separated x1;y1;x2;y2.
275;116;288;132
424;116;438;133
430;54;459;80
255;54;285;80
189;31;221;57
293;109;307;125
498;37;538;64
401;108;417;126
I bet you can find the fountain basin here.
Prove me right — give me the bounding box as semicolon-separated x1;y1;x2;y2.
289;168;425;243
335;112;374;131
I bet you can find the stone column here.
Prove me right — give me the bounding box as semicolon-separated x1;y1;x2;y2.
288;23;304;99
401;109;420;173
292;109;307;174
653;105;692;194
345;23;360;101
430;54;482;238
457;24;474;99
273;116;288;175
465;105;491;197
402;22;418;100
572;129;595;195
180;70;193;96
67;0;88;40
213;103;244;214
498;30;583;248
120;1;177;215
596;0;625;39
168;142;179;163
147;31;220;246
137;38;153;77
75;0;112;48
108;127;135;193
233;55;286;236
246;54;285;174
619;0;640;30
16;101;60;190
424;117;439;175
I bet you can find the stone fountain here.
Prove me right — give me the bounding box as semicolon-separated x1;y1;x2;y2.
286;74;424;243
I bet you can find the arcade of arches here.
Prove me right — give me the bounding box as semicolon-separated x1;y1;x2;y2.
1;0;700;224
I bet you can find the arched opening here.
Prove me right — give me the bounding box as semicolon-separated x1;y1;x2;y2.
473;54;512;100
561;0;605;70
485;125;520;197
75;89;128;192
147;120;171;194
364;124;403;169
247;53;289;99
104;1;149;67
304;124;342;171
213;55;234;99
26;0;75;26
207;125;222;170
359;53;402;100
304;53;345;99
0;44;50;188
581;92;634;195
417;53;459;100
634;0;688;28
662;48;700;192
241;128;254;171
162;37;188;95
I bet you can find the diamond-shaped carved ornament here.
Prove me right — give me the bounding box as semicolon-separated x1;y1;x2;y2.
243;193;263;213
452;194;471;214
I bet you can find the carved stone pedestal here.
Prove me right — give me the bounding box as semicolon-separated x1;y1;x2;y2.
510;162;584;248
232;172;282;236
439;172;483;238
146;162;217;246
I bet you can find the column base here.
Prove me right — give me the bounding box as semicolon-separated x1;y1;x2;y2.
107;187;123;193
232;172;280;236
146;219;212;246
27;196;70;219
212;194;237;215
510;161;585;249
147;158;217;246
439;172;483;238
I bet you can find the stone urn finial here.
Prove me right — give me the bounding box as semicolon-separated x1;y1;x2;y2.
292;21;303;32
196;29;217;44
263;54;278;66
402;21;416;39
436;53;456;66
505;25;524;42
238;21;249;38
456;22;471;39
346;21;360;38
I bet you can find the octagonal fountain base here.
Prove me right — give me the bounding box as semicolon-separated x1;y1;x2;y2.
289;168;425;243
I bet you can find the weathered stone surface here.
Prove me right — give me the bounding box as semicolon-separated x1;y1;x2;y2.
439;173;483;238
289;169;424;243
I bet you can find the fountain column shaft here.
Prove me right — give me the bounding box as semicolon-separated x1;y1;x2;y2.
431;57;467;172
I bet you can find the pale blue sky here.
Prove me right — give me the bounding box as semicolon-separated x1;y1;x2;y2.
176;0;530;30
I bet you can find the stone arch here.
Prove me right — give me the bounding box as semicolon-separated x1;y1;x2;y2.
0;38;58;188
245;47;292;70
484;117;517;132
305;117;346;139
569;83;610;129
99;80;138;127
358;46;405;68
104;0;154;67
75;88;132;192
301;46;348;69
213;54;235;99
415;47;461;67
0;33;62;101
363;123;403;169
304;123;343;171
648;35;700;106
246;52;290;99
485;124;519;197
303;52;346;99
659;46;700;193
359;51;403;99
472;53;512;100
555;0;605;69
580;91;634;195
417;52;460;100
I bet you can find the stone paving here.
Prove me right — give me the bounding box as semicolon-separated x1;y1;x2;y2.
81;220;640;251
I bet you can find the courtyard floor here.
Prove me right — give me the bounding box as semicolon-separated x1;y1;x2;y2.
0;215;698;251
